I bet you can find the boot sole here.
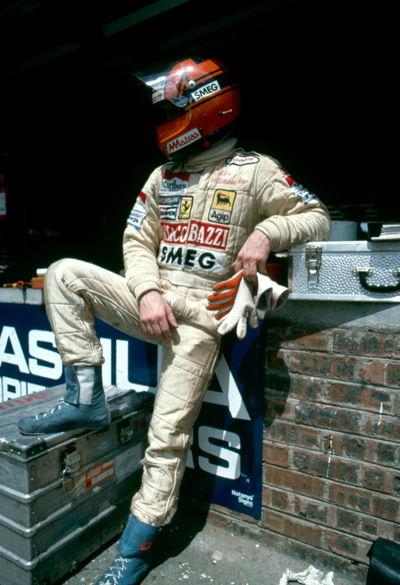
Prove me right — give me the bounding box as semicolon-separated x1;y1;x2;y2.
18;423;110;436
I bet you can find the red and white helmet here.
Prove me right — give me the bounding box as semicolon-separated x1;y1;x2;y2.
138;57;240;159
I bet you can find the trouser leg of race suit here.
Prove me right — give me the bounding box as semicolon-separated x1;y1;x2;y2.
46;260;222;585
41;258;220;582
18;257;148;435
43;258;150;365
130;318;220;526
92;322;219;585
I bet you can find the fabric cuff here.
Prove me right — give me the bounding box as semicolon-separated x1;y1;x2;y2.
127;278;161;302
254;223;281;250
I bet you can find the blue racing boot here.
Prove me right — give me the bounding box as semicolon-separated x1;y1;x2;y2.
18;365;110;435
93;515;159;585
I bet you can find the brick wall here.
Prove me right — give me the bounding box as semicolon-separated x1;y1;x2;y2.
207;301;400;582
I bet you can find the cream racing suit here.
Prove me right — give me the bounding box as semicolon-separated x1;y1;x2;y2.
44;137;330;526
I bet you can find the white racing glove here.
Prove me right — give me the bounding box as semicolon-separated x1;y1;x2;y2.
254;273;289;318
207;271;259;339
207;270;244;320
207;271;289;339
216;278;259;339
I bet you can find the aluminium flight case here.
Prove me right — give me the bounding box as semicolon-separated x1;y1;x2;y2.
0;385;153;585
288;240;400;302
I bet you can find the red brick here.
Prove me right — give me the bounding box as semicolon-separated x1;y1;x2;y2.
362;411;400;441
327;432;399;467
289;447;366;486
325;530;371;563
267;349;332;377
266;372;328;402
333;330;383;356
294;403;362;433
265;422;400;469
328;482;400;526
275;326;332;351
329;483;371;514
325;457;360;485
294;496;329;524
358;359;386;385
265;488;290;510
261;323;400;569
264;395;297;421
326;381;398;413
376;442;397;465
330;355;357;379
361;518;378;537
265;420;321;450
330;504;393;541
362;465;396;494
266;487;398;545
263;465;325;499
336;508;360;532
262;508;322;547
383;334;400;359
263;443;289;467
386;362;400;388
372;494;400;522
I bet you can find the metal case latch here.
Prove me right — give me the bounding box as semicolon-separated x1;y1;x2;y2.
305;244;322;284
62;447;81;491
118;419;134;444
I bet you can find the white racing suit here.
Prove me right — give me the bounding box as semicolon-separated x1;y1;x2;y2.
44;137;330;526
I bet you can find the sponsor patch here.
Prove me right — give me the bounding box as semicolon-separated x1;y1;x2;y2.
166;128;202;155
226;154;260;166
127;191;148;228
279;168;295;187
178;196;193;219
191;80;221;102
159;195;179;221
279;168;317;204
159;195;193;221
160;170;190;194
162;221;229;250
209;167;248;187
158;243;225;274
291;183;317;204
208;189;236;225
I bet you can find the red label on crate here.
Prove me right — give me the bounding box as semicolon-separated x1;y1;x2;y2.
85;459;114;489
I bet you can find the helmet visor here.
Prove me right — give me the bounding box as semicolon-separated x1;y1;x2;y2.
152;99;187;126
136;67;190;108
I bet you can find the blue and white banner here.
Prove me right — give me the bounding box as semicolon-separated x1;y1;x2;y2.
0;302;264;519
184;324;265;518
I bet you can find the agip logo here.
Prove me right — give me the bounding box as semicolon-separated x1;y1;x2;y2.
208;189;236;225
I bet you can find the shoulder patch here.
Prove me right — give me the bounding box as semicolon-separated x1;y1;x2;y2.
279;168;318;204
127;191;148;229
226;154;260;166
279;167;296;187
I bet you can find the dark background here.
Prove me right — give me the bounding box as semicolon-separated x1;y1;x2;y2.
0;0;397;281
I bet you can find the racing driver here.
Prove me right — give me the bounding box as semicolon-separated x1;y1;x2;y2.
17;57;331;585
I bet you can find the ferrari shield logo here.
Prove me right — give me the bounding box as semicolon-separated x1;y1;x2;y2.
178;196;193;219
